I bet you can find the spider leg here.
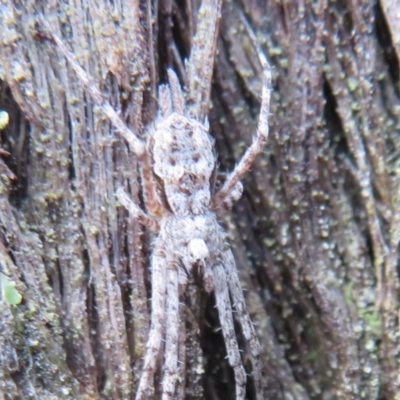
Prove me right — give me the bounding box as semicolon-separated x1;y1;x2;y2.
213;49;271;208
213;263;246;400
162;264;180;400
158;84;173;117
41;26;162;215
116;188;159;231
135;248;167;400
223;249;261;356
186;0;223;119
176;301;186;400
213;182;244;213
166;70;186;114
223;249;263;398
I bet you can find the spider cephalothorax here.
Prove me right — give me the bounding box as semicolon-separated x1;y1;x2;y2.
150;79;216;216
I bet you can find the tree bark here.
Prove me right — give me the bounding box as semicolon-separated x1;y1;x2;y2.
0;0;399;399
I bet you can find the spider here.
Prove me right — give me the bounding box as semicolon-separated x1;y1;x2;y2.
40;5;271;399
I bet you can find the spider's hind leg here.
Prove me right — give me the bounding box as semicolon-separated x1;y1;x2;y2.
213;263;247;400
162;264;180;400
223;249;263;399
135;248;167;400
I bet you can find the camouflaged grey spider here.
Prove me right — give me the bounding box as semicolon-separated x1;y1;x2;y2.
47;19;271;400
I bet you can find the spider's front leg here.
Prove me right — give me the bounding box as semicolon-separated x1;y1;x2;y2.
213;50;272;209
42;27;162;216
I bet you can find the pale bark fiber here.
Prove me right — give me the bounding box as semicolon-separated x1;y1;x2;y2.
0;1;399;399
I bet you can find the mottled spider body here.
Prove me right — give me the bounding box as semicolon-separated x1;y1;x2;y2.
149;97;215;217
45;9;271;399
125;71;266;400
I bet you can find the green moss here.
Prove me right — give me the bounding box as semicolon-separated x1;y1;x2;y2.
0;110;9;130
279;58;289;68
0;273;22;305
270;46;283;56
347;77;359;91
360;307;381;336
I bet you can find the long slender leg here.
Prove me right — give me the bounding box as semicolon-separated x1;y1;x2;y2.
186;0;223;119
213;181;243;213
223;250;261;355
116;188;159;231
162;265;180;400
135;249;167;400
213;50;272;208
213;263;246;400
158;84;173;117
166;70;185;114
38;24;162;215
40;26;144;154
223;249;263;399
176;301;187;400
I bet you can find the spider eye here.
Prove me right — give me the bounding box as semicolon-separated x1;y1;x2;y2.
192;153;200;162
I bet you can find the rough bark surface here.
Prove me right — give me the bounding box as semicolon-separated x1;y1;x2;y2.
0;0;399;399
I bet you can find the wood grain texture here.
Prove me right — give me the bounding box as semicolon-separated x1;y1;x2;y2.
0;0;399;399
